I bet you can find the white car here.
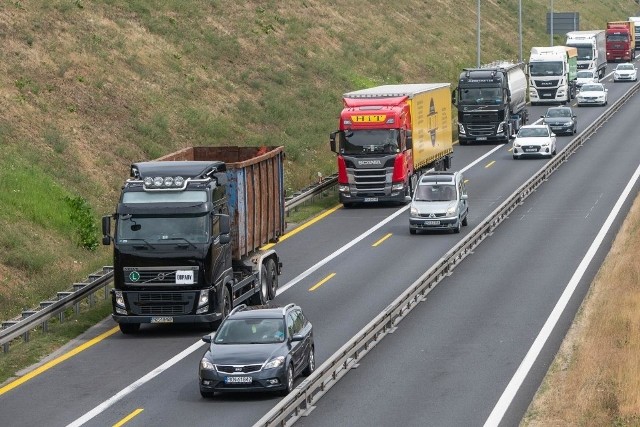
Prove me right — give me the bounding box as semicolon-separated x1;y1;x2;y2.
576;83;608;106
512;124;557;159
613;63;638;82
575;69;599;87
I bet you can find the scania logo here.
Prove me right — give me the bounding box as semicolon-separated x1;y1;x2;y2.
359;160;382;165
129;271;140;282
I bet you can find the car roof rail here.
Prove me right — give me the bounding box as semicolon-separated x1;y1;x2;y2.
229;304;248;316
281;303;296;315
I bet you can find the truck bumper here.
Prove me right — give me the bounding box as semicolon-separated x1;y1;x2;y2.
112;312;222;325
339;191;407;205
459;135;509;144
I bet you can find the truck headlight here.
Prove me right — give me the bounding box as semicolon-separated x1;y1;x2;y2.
458;123;466;135
497;122;505;134
392;183;404;191
114;291;125;308
338;185;349;193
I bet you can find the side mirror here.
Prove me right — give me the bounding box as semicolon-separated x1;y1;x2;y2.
202;334;213;343
102;215;112;245
540;115;544;118
461;194;468;201
451;88;458;106
406;130;413;150
291;334;304;342
216;214;231;244
329;131;338;153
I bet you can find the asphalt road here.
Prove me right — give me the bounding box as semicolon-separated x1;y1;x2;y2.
0;63;637;427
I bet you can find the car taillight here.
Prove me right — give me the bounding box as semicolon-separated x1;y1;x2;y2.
392;153;406;183
338;156;348;184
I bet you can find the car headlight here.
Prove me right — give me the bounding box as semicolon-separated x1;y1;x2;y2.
513;140;520;148
447;206;456;215
200;358;215;371
264;356;285;370
410;206;418;215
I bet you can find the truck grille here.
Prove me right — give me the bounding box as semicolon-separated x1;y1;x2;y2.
125;291;197;316
533;79;559;87
466;123;496;136
123;266;198;285
536;88;558;99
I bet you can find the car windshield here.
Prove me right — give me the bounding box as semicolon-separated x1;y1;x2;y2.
546;109;571;118
414;184;456;201
576;71;594;78
617;64;634;70
581;85;603;92
518;128;549;138
214;318;285;344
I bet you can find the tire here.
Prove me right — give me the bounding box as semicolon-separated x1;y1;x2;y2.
221;285;232;319
409;229;417;235
302;346;315;376
462;214;468;226
513;155;518;160
119;323;140;334
265;258;278;300
281;363;295;396
342;202;354;209
453;219;461;234
200;390;215;399
248;264;268;305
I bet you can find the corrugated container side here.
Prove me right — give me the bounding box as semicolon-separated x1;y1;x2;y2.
155;146;285;260
409;86;453;170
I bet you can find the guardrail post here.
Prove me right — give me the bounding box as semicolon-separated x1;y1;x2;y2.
57;292;74;318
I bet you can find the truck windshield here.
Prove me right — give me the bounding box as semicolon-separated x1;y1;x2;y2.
117;213;210;244
529;61;563;76
338;129;399;155
458;87;502;105
607;34;628;42
569;45;593;61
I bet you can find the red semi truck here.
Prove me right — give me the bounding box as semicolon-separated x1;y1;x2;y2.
329;84;453;207
606;21;636;62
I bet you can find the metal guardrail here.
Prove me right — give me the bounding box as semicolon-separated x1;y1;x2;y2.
253;84;640;426
0;267;113;352
284;173;338;214
0;175;338;352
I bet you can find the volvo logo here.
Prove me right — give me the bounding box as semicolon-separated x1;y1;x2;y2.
157;272;166;281
359;160;382;165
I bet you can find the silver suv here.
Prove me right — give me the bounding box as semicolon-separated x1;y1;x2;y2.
409;171;468;234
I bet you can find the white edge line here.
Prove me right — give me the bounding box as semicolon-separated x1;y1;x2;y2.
66;340;204;427
483;162;640;427
65;143;507;426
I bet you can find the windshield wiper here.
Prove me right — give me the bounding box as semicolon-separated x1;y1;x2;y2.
124;238;156;249
163;237;197;248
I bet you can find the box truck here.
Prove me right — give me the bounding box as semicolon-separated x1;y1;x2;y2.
566;30;607;78
329;84;453;207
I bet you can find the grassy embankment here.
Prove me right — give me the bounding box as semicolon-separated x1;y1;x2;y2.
1;1;639;412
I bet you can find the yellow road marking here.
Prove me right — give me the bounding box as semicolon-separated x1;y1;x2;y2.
507;147;513;152
113;409;144;427
485;160;496;168
464;179;469;184
261;204;342;250
0;326;120;396
309;273;336;292
372;233;392;247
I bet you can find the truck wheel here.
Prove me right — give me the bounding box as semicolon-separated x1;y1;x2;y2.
119;323;140;334
248;265;268;305
265;258;279;300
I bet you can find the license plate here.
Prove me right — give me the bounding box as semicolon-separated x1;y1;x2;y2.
364;197;378;202
476;137;487;141
175;270;194;284
151;316;173;323
224;376;252;384
424;220;440;225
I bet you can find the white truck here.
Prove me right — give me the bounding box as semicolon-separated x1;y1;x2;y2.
629;17;640;50
528;46;578;105
565;30;607;79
